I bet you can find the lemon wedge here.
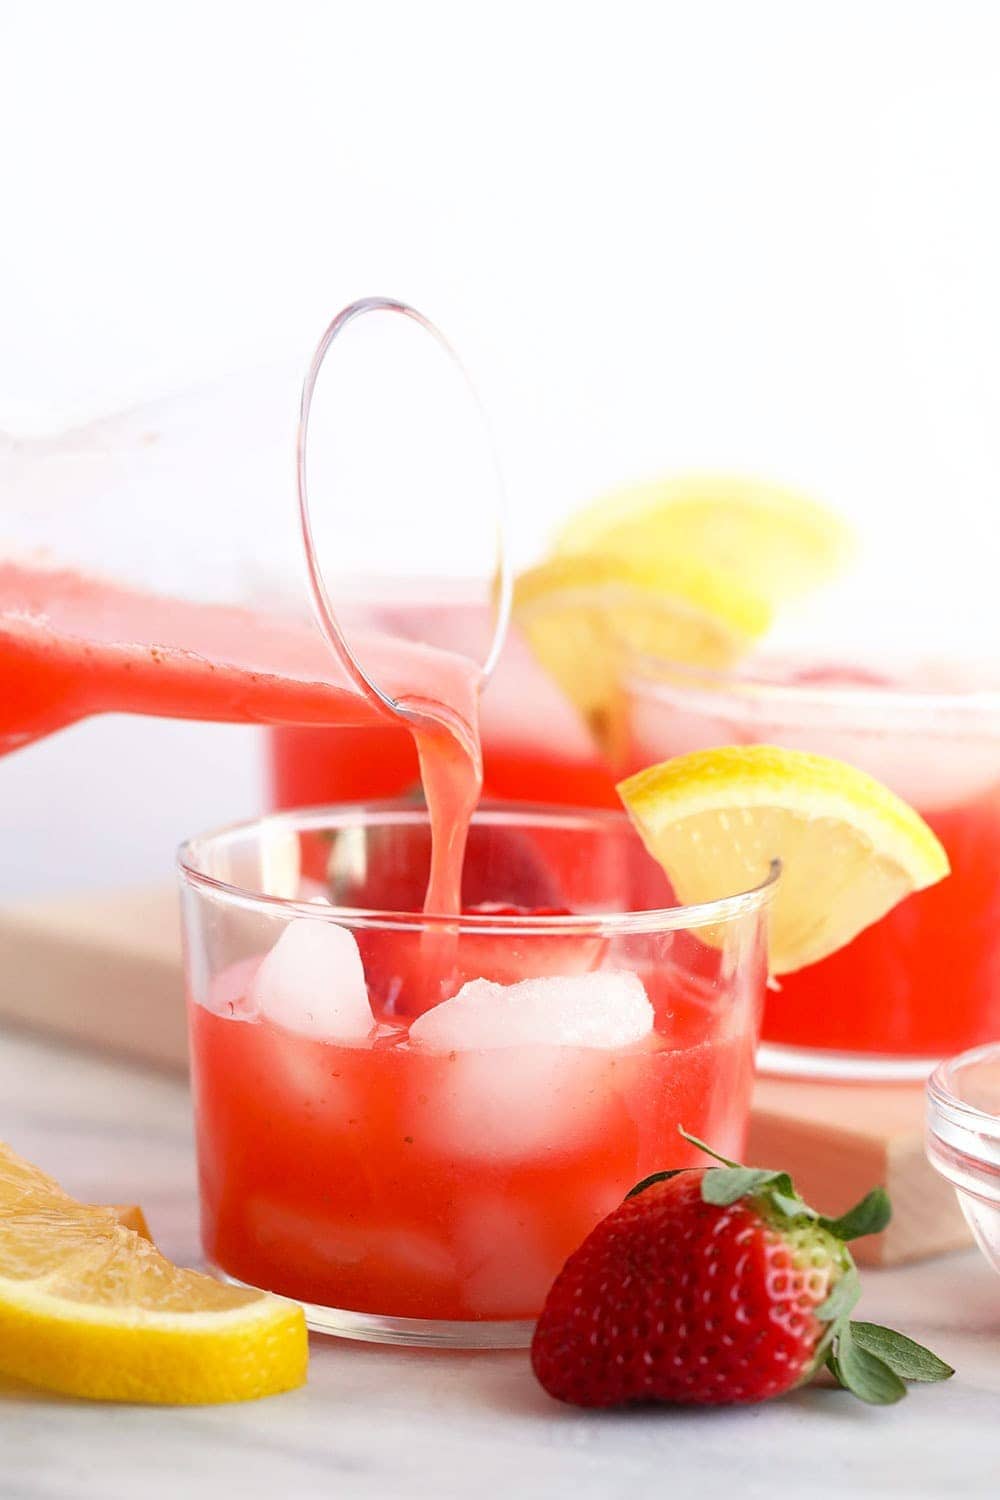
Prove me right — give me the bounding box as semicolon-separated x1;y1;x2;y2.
0;1141;307;1404
106;1203;154;1240
618;745;949;973
514;475;851;741
554;474;854;605
513;552;770;737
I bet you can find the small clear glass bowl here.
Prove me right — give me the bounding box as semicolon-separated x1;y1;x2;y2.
926;1042;1000;1275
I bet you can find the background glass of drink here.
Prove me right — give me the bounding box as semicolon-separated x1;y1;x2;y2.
267;605;619;814
180;802;775;1347
622;651;1000;1080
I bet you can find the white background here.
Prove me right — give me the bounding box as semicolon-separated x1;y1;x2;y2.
2;0;999;895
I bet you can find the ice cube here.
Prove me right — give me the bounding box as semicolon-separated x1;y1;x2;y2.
408;970;654;1051
247;1199;369;1279
246;1200;455;1288
265;1026;366;1120
251;918;374;1042
406;973;651;1163
453;1195;556;1318
199;954;262;1018
417;1045;607;1161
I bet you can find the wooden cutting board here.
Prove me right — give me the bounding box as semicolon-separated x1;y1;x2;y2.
747;1077;969;1265
0;885;971;1265
0;885;189;1070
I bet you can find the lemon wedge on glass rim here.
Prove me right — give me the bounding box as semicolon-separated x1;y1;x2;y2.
0;1140;307;1404
618;745;950;974
513;476;853;741
553;473;855;604
512;551;771;742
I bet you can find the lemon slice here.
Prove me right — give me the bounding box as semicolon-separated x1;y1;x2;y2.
106;1203;154;1240
618;745;949;973
513;553;770;737
0;1141;307;1404
553;474;854;604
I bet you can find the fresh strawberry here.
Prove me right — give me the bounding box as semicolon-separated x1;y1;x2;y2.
531;1131;953;1409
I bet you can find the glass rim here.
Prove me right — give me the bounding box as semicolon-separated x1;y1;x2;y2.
625;650;1000;730
176;798;781;935
927;1041;1000;1148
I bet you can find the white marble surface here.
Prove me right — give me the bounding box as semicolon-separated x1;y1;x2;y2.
0;1028;998;1500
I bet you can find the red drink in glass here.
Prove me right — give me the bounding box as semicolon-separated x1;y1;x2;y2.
624;656;1000;1075
181;805;772;1344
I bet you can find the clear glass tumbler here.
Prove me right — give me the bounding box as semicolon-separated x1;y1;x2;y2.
179;801;775;1348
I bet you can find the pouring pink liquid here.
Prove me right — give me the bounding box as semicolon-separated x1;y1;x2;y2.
0;559;483;915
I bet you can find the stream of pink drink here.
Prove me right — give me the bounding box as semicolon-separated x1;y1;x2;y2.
0;560;483;914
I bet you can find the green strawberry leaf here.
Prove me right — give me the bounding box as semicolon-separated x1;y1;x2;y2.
815;1263;861;1323
830;1321;907;1405
700;1167;819;1221
850;1322;954;1383
626;1169;686;1199
820;1188;892;1242
701;1167;787;1206
682;1132;818;1220
768;1186;818;1220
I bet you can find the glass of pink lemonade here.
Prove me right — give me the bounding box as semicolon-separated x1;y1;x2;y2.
179;802;774;1346
623;652;1000;1079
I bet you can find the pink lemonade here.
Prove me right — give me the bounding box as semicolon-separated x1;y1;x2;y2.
624;656;1000;1065
180;806;767;1334
189;957;754;1322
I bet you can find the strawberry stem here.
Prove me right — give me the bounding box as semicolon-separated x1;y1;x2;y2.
677;1126;740;1168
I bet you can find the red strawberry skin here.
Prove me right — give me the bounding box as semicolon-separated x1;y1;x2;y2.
531;1170;835;1408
